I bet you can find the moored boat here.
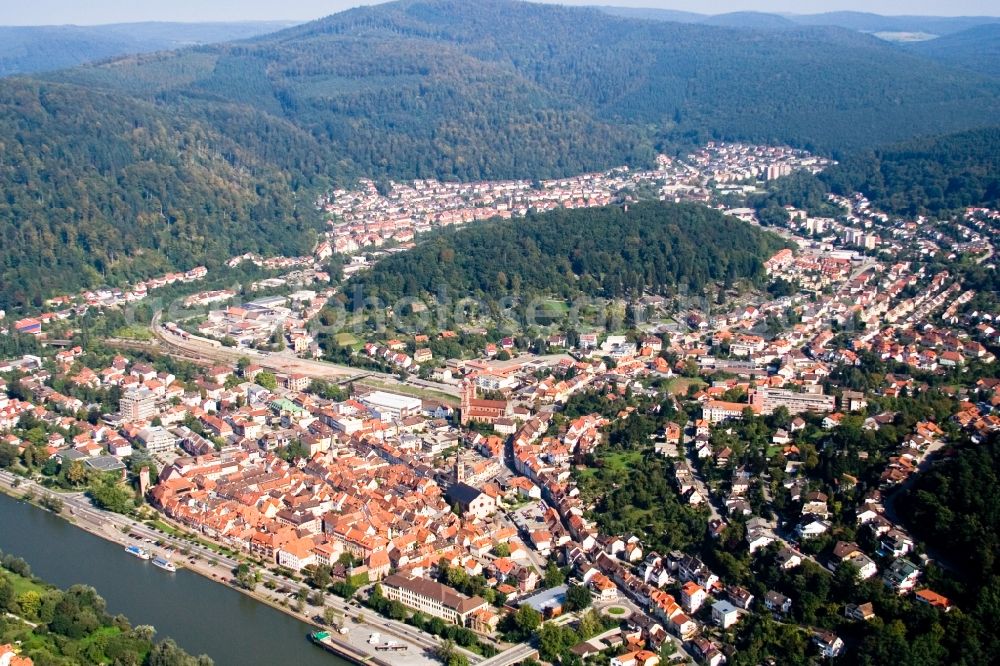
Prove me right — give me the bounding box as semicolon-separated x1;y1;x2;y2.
152;555;177;572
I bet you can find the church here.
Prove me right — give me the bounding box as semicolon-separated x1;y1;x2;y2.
460;378;513;425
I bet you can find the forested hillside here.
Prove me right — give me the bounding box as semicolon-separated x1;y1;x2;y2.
0;22;294;77
888;433;1000;664
907;24;1000;79
1;0;999;308
899;434;1000;575
0;80;321;309
823;127;1000;215
49;0;1000;160
597;7;1000;37
343;202;788;309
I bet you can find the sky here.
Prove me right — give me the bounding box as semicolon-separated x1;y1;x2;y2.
0;0;997;26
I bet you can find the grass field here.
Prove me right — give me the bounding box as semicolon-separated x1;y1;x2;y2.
574;450;643;486
4;569;45;597
602;450;643;472
335;332;360;347
665;376;707;396
113;324;153;341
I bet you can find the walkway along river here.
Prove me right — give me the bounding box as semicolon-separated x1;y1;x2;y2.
0;491;348;666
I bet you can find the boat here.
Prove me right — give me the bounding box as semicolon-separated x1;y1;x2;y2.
125;544;151;560
152;556;177;572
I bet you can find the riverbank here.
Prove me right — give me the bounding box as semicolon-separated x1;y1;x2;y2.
0;471;441;666
0;555;212;665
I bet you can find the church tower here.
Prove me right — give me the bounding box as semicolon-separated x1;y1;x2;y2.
460;379;476;425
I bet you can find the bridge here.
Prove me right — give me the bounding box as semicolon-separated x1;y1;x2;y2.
476;643;538;666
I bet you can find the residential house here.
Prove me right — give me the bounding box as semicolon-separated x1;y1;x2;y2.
711;601;741;629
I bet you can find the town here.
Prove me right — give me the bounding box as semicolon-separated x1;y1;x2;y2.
0;140;998;666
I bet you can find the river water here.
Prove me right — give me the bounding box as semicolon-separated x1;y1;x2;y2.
0;492;347;666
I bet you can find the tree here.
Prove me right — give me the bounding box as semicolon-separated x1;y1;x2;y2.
235;563;258;590
565;584;592;612
87;476;135;514
148;638;214;666
310;564;333;589
0;443;17;468
0;577;14;611
494;542;511;558
512;604;541;638
576;609;603;639
257;372;278;391
435;639;458;665
538;623;578;662
323;607;341;627
15;590;41;620
65;460;88;486
543;563;564;588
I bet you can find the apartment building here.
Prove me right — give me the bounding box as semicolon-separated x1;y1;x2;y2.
120;388;157;422
749;387;836;415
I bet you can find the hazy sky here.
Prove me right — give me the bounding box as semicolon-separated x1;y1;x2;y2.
0;0;997;26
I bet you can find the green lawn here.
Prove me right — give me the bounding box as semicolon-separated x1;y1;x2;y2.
335;332;360;347
113;324;154;341
5;570;46;597
601;450;643;473
665;376;707;396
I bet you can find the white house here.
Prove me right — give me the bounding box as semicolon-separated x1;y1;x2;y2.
711;601;741;629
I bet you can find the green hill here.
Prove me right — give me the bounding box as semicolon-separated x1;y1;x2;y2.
0;22;295;77
823;127;1000;215
2;0;1000;308
343;201;788;310
0;79;322;309
596;7;1000;37
907;24;1000;78
48;0;1000;159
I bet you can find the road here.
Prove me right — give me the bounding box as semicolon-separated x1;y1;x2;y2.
0;469;480;662
149;312;461;399
681;422;721;522
476;642;538;666
880;438;954;571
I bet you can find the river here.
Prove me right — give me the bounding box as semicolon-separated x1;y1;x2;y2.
0;492;348;666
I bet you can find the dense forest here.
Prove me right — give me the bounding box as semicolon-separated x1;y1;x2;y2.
48;0;1000;160
898;433;1000;578
598;7;1000;37
0;80;322;310
751;127;1000;219
2;0;999;307
343;201;788;309
823;127;1000;215
907;24;1000;79
888;433;1000;664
